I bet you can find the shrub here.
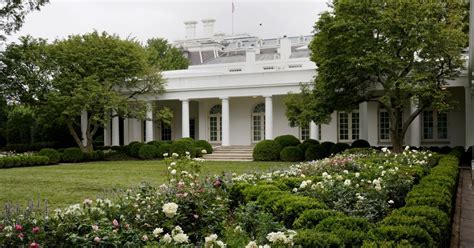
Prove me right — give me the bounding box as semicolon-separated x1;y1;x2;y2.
298;139;319;153
147;140;164;148
129;142;145;158
274;135;301;148
351;139;370;148
331;143;350;155
157;143;172;159
61;148;84;163
253;140;282;161
305;144;326;161
170;139;195;157
381;215;441;244
315;216;370;233
293;209;344;229
439;146;452;154
393;206;450;238
242;184;281;202
293;230;342;247
194;140;213;154
83;151;101;161
280;146;304;162
38;148;61;164
273;195;326;227
321;141;335;157
368;225;434;247
194;147;204;158
138;144;158;159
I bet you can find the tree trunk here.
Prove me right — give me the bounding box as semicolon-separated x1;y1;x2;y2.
390;130;403;153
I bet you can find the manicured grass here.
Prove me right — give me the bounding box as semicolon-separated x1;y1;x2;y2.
0;160;291;209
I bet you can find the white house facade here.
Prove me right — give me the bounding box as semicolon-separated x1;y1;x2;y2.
98;19;474;149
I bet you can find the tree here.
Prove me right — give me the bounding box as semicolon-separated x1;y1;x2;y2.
0;0;49;41
286;1;467;153
146;38;189;71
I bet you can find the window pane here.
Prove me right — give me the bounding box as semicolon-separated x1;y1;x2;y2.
379;111;390;140
210;116;217;141
437;112;448;140
301;125;310;141
351;112;359;140
339;112;349;140
161;121;172;141
253;116;261;141
423;111;434;139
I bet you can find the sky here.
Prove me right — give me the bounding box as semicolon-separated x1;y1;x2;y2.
10;0;330;44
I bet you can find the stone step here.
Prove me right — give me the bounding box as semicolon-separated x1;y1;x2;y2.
204;154;253;159
211;151;253;155
204;158;253;161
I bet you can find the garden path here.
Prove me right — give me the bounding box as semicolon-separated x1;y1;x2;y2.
452;168;474;248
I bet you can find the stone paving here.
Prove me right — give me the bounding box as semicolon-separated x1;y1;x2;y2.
453;168;474;248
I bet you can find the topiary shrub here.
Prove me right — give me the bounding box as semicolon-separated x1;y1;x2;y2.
274;135;301;149
129;142;145;158
147;140;164;148
293;209;344;229
170;139;195;157
83;151;101;161
298;139;319;153
61;148;85;163
321;141;335;157
305;144;326;161
38;148;61;164
439;146;452;154
138;144;158;160
331;143;350;155
351;139;370;148
280;146;304;162
294;230;342;248
253;140;282;161
194;147;204;158
194;140;213;154
157;143;172;159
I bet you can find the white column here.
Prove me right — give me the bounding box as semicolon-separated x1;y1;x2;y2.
409;101;421;147
466;86;473;147
131;118;142;142
112;110;120;146
123;118;129;145
145;102;154;142
359;102;368;141
264;95;273;140
80;110;88;146
181;99;190;138
221;97;230;146
310;121;319;140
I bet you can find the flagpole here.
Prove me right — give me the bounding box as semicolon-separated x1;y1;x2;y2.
232;0;234;35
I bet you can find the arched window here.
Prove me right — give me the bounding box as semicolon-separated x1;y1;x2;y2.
251;103;266;142
209;105;222;142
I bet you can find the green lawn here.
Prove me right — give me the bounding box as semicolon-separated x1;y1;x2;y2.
0;160;291;209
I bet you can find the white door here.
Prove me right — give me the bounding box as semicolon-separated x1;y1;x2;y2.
251;103;266;143
209;105;222;143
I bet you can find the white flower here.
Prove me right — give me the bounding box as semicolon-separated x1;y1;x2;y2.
216;240;226;247
205;234;218;243
142;235;149;241
245;241;258;248
170;169;177;175
381;147;390;153
162;202;178;218
343;170;349;174
299;180;312;189
153;227;163;237
92;225;99;232
405;146;410;151
202;149;207;154
336;175;343;181
163;153;169;157
355;172;360;178
344;179;351;186
292;188;298;192
388;200;394;204
267;231;290;244
172;153;179;157
173;233;189;243
83;198;93;205
185;151;190;155
162;233;172;243
381;171;386;176
170;162;176;166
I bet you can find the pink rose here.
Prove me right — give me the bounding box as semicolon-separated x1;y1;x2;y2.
15;224;23;231
94;237;101;243
32;227;40;234
30;242;40;248
18;233;24;239
112;219;119;228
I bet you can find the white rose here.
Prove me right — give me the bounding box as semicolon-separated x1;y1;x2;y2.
245;241;258;248
153;227;163;237
162;202;178;218
162;233;172;243
344;179;351;186
163;153;168;157
170;169;176;175
173;233;189;243
201;149;207;154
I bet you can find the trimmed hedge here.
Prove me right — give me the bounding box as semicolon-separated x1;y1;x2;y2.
157;143;172;159
194;140;213;154
61;148;85;163
147;140;164;148
351;139;370;148
38;148;61;164
0;155;49;169
320;141;335;157
170;139;195;157
253;140;282;161
298;139;319;153
138;144;158;159
274;135;301;148
293;209;344;229
330;142;350;155
129;142;145;158
305;144;326;161
280;146;304;162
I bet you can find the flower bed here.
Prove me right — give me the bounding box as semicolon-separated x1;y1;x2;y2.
0;148;459;247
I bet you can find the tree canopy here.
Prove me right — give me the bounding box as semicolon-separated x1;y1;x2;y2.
286;0;467;152
145;38;189;71
0;0;48;41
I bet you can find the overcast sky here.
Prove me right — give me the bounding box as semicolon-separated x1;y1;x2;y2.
11;0;330;44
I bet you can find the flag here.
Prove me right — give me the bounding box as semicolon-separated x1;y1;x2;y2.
232;1;235;13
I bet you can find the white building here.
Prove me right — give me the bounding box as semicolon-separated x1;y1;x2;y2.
101;19;474;149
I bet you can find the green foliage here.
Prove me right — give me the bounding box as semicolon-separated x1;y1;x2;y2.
315;216;370;233
330;142;350;155
235;202;284;244
145;38;189;71
274;135;301;148
170;139;195;157
0;1;48;41
146;140;164;148
129;142;144;158
305;144;326;161
156;143;172;159
368;225;434;247
285;1;467;152
61;147;84;163
38;148;60;164
320;141;335;157
293;230;342;248
241;184;281;202
0;155;49;169
381;215;441;244
138;144;157;160
280;146;304;162
351;139;370;148
194;140;213;154
298;139;319;153
5;105;36;144
272;195;326;227
252;140;282;161
293;209;344;229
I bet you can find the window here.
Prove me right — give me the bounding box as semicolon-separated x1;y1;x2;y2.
161;121;171;141
209;105;222;142
189;119;195;140
318;125;322;141
422;110;448;141
252;103;266;142
378;109;402;142
338;111;359;142
300;125;310;141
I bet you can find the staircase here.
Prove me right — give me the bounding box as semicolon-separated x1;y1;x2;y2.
203;146;254;161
